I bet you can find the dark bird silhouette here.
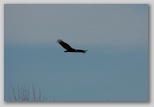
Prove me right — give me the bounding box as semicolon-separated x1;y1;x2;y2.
57;39;87;54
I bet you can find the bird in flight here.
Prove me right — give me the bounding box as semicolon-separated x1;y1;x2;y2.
57;39;88;54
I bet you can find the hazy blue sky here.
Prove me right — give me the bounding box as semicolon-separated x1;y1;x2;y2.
4;4;148;101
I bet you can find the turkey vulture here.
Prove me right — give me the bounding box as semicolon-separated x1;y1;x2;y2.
57;39;87;54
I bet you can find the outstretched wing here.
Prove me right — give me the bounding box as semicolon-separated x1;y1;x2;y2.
76;49;88;53
57;39;73;50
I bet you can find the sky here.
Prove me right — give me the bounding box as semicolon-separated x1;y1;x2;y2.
4;4;148;101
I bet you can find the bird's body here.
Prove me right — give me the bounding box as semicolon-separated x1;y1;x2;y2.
57;39;87;54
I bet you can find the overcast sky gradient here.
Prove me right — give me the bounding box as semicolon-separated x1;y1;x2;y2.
4;4;148;101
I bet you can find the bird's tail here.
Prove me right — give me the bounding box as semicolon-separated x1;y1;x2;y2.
83;50;88;54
